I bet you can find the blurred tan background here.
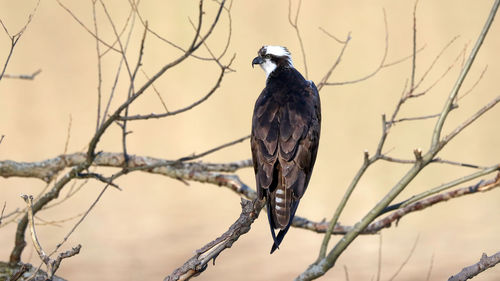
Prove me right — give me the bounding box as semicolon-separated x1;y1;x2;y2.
1;0;500;280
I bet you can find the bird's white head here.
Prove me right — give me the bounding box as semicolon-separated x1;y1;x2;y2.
252;45;294;78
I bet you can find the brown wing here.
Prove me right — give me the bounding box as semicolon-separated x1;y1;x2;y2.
251;79;321;253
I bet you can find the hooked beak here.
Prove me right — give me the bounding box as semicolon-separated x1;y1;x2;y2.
252;56;263;68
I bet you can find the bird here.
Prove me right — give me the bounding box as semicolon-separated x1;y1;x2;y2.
251;45;321;254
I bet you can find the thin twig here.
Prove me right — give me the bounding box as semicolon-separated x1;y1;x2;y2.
288;0;308;78
119;55;235;121
410;0;419;92
387;235;419;281
457;65;488;101
48;184;109;259
376;234;382;281
0;202;6;226
2;69;42;80
343;265;350;281
177;135;250;162
141;69;169;112
318;27;347;44
323;9;389;87
317;32;351;92
380;154;487;169
92;0;103;131
440;95;500;148
431;0;499;149
425;253;435;281
0;0;40;82
56;0;119;52
20;195;81;279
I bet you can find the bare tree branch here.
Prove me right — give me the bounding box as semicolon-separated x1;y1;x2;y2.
448;251;500;281
298;1;500;279
0;0;40;82
293;172;500;235
164;199;265;281
119;55;235;121
56;0;120;53
20;195;81;279
0;152;252;186
321;9;389;87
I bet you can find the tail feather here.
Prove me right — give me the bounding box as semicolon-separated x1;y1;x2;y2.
270;200;300;254
266;197;279;246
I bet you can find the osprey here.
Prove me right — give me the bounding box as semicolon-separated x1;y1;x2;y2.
251;45;321;253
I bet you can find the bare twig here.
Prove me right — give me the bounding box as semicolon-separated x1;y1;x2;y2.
177;135;250;162
448;251;500;281
0;0;40;82
390;112;441;124
410;0;419;91
318;27;348;44
119;55;235;121
288;0;308;77
376;234;382;281
317;32;351;92
414;35;459;90
426;253;435;281
457;65;488;101
322;9;389;87
387;235;419;281
56;0;119;52
431;0;499;149
49;184;110;259
343;265;350;281
2;69;41;80
0;202;6;226
164;199;264;281
141;69;169;112
20;195;81;279
76;172;123;190
92;0;103;132
380;154;487;169
440;94;500;147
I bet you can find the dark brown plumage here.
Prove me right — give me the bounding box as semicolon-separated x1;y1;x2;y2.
251;46;321;253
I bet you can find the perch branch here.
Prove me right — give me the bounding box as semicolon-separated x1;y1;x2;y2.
164;199;264;281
